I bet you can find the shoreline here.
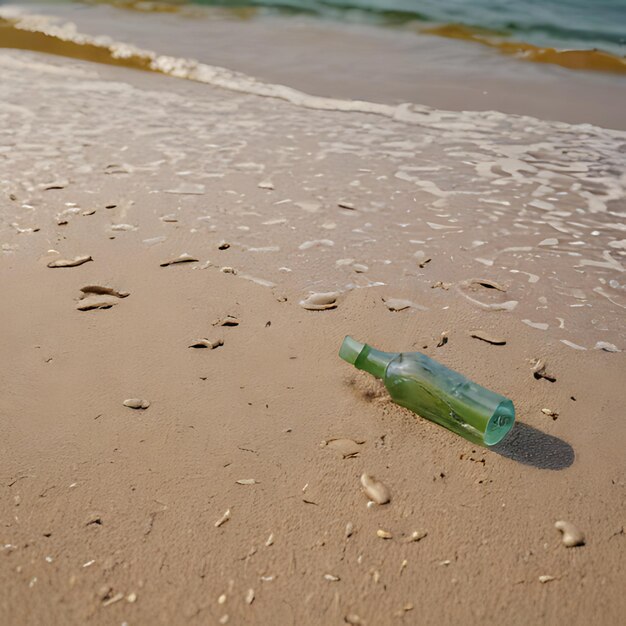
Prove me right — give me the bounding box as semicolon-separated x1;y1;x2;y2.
1;5;626;129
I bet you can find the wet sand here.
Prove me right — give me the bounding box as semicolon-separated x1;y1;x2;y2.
1;46;625;626
3;3;626;129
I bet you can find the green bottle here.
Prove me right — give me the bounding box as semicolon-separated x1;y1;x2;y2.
339;336;515;446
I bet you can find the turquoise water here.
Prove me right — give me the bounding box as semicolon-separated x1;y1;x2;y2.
1;0;624;54
187;0;626;54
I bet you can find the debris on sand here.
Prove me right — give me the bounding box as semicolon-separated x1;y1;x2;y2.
470;330;506;345
47;255;92;268
159;253;198;267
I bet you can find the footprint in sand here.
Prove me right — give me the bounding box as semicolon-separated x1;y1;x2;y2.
47;255;92;268
76;285;129;311
457;278;518;311
322;437;365;459
382;298;427;312
159;253;198;267
299;292;339;311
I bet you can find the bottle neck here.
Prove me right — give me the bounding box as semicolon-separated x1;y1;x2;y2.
339;336;396;379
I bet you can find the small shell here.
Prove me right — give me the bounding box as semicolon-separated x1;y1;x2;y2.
245;589;255;605
126;592;137;603
265;533;274;547
376;529;392;539
47;255;92;268
555;520;585;547
532;358;557;382
299;292;339;311
345;522;354;538
159;253;198;267
123;398;150;410
80;285;129;298
539;575;555;584
324;574;340;582
236;479;258;485
189;338;224;349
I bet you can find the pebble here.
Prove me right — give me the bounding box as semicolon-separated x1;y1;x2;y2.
123;398;150;410
236;479;258;485
360;473;390;505
245;589;255;605
437;331;449;347
110;223;136;231
265;533;274;547
541;408;559;420
345;615;363;625
221;266;236;274
408;530;428;542
324;574;340;582
47;255;92;268
470;330;506;345
159;253;198;267
299;292;339;311
555;520;585;547
539;575;555;584
258;180;274;190
345;522;354;538
376;529;392;540
127;592;137;603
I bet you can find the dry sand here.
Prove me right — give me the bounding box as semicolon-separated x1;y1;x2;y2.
1;48;625;625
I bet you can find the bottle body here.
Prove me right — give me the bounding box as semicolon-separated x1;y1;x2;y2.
340;336;514;446
384;352;514;446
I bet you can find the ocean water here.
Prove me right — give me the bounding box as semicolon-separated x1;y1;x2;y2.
186;0;626;54
1;0;625;56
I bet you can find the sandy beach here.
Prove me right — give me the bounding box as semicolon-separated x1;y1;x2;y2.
1;6;625;625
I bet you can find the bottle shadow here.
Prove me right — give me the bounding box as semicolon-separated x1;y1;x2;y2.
492;421;574;470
